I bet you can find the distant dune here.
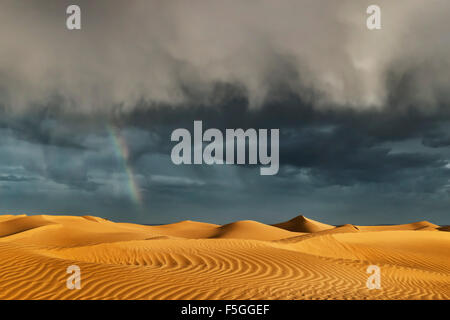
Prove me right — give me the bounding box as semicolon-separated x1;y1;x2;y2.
356;221;441;232
0;214;448;300
212;220;302;240
272;215;334;233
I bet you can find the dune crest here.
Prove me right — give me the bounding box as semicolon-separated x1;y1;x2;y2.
356;221;440;232
272;215;334;233
212;220;302;240
0;215;59;238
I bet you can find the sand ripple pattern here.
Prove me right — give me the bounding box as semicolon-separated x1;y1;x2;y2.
0;215;448;299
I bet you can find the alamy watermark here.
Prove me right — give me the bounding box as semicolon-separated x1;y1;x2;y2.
66;5;81;30
171;121;279;175
66;4;381;31
66;265;81;290
366;265;381;290
367;5;381;30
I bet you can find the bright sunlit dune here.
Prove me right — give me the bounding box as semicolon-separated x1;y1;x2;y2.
272;215;334;233
211;220;303;240
0;214;448;300
356;221;441;232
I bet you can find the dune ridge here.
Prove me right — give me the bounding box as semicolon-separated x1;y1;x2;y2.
272;215;334;233
0;214;448;300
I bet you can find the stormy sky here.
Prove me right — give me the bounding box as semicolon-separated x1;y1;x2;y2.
0;0;449;225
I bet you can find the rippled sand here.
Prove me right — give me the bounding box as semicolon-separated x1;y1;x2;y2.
0;214;448;299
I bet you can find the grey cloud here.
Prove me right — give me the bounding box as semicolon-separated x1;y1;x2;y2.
0;174;38;182
149;175;206;188
0;1;449;225
0;0;449;114
422;130;450;148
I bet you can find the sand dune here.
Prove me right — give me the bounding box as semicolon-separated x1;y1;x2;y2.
356;221;440;232
0;214;448;300
211;220;302;240
0;215;60;238
142;220;219;239
273;215;334;233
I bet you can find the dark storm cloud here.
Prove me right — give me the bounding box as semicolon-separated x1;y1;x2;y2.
1;0;450;113
0;174;37;182
0;96;449;224
0;1;449;224
0;115;87;150
120;88;450;190
2;75;449;211
422;131;450;148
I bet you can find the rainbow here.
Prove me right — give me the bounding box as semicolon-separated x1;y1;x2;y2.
107;125;143;206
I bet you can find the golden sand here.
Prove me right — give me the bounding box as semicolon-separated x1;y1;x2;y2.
0;214;448;300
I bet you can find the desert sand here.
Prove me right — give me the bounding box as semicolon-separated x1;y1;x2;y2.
0;214;448;300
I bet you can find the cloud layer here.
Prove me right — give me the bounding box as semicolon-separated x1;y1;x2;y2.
0;1;449;225
1;0;450;113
